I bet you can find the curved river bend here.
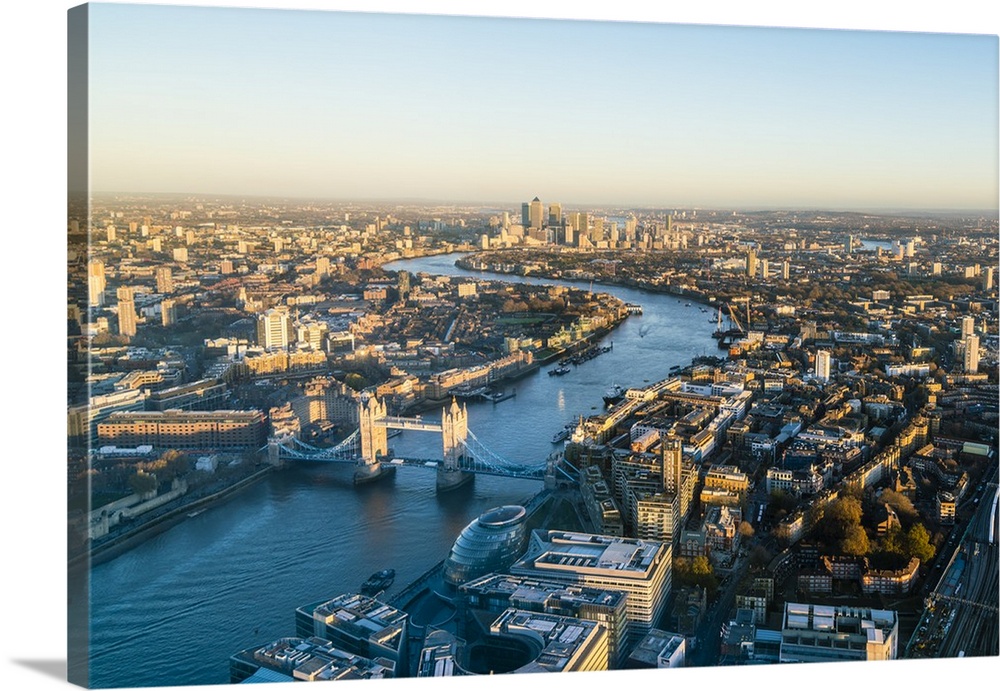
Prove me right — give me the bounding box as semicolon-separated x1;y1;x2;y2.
86;253;718;688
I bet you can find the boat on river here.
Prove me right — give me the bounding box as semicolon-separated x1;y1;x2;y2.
603;383;625;406
361;569;395;596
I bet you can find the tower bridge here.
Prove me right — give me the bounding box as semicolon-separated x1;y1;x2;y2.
267;395;568;491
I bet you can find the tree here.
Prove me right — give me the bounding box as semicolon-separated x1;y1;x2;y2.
129;471;157;497
840;524;870;556
904;523;936;563
738;521;755;540
344;373;368;391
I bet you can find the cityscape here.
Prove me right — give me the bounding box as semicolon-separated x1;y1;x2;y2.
69;194;999;685
60;3;998;691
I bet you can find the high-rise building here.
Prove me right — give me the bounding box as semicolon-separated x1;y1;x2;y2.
161;299;177;327
963;334;980;373
521;202;531;228
781;260;790;281
983;266;995;291
577;211;589;237
172;247;188;262
510;530;672;646
759;259;769;279
156;267;173;294
116;286;137;338
315;256;330;277
746;248;758;278
529;197;544;230
160;299;177;326
220;259;234;275
814;350;831;382
88;260;106;307
257;308;292;351
548;203;562;227
105;225;116;242
961;315;976;339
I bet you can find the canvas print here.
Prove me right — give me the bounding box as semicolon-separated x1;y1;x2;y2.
67;3;999;688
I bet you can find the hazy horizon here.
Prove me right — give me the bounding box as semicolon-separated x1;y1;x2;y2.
86;3;999;211
86;188;999;217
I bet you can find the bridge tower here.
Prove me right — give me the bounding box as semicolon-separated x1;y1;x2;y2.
356;395;392;484
438;398;472;491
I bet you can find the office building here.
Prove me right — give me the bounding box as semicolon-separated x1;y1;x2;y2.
230;636;392;683
548;202;562;227
294;593;409;671
625;629;686;668
257;307;293;351
524;196;543;230
116;286;137;338
510;530;672;645
779;603;898;662
458;573;628;666
486;609;609;673
443;505;528;586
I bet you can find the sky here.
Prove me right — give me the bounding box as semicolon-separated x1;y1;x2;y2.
83;1;999;211
1;4;999;691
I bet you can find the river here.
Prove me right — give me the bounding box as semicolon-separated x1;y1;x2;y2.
85;252;718;688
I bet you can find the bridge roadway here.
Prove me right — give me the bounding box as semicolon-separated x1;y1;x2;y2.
906;469;999;659
377;416;443;433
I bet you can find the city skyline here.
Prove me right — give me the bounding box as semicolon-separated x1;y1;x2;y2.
85;2;998;211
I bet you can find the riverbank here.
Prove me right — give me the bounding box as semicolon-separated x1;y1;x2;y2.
75;465;276;568
456;252;722;312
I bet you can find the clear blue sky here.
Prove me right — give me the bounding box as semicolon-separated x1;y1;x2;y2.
87;2;999;210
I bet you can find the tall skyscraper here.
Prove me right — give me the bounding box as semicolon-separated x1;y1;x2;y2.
983;266;995;291
815;350;831;382
746;248;758;278
529;197;544;230
257;308;292;351
521;202;531;227
759;259;769;279
117;286;137;338
781;260;791;281
156;267;173;294
548;203;562;227
963;335;980;373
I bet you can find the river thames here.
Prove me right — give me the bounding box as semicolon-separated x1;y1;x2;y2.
86;252;718;688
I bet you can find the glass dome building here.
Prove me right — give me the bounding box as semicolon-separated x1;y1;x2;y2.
443;505;528;587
